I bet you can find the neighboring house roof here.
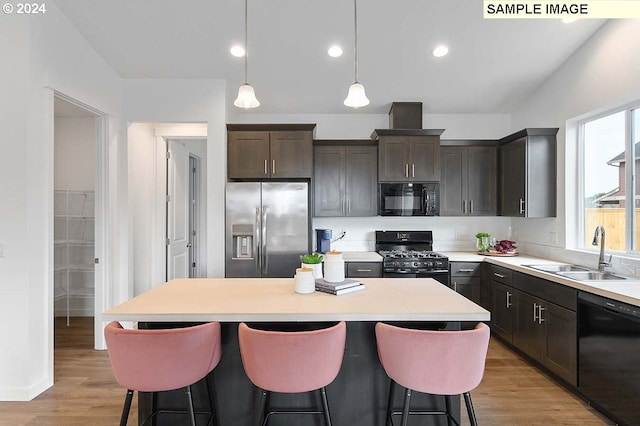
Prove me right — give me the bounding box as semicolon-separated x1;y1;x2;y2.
607;142;640;165
593;187;621;204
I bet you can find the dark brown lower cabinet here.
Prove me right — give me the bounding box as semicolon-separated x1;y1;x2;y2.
487;270;577;387
489;279;514;343
512;288;576;385
345;261;382;278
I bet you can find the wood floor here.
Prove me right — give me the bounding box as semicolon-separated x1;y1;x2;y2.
0;317;612;426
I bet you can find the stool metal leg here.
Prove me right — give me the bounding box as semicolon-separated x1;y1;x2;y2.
120;389;134;426
254;388;268;426
463;392;478;426
400;388;411;426
206;374;219;426
386;380;396;426
445;395;454;426
319;386;332;426
185;385;197;426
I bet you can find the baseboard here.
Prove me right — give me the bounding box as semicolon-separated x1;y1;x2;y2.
0;377;53;401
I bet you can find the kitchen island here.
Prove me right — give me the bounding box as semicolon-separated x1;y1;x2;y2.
104;278;490;426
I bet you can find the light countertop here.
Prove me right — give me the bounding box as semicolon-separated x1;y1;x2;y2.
340;251;383;262
444;251;640;306
103;278;489;323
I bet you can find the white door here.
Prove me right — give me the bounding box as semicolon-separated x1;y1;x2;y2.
167;140;190;280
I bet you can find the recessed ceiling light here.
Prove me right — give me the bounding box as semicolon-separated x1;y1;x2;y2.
328;45;343;58
230;45;245;57
432;45;449;58
562;17;578;24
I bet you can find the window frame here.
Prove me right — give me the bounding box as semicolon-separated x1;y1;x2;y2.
577;102;640;254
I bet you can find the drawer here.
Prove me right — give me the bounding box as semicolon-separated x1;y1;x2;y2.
488;264;512;285
346;262;382;278
450;262;482;277
512;271;577;311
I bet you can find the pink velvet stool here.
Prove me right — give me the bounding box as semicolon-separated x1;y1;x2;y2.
238;321;347;426
375;322;490;426
104;321;222;426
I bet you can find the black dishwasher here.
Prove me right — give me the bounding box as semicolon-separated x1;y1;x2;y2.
578;291;640;426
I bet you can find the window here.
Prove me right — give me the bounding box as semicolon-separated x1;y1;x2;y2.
580;106;640;252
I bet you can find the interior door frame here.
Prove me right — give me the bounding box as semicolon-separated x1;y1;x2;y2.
51;91;110;351
155;135;207;284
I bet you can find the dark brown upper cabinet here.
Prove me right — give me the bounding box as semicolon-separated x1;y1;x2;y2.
498;128;558;217
313;142;377;217
227;124;315;179
440;144;497;216
371;129;444;182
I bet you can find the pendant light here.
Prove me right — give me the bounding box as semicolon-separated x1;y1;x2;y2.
344;0;369;108
234;0;260;109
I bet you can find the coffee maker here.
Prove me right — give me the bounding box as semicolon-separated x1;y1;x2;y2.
315;229;332;254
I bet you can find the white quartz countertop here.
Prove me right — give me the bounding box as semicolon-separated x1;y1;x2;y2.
103;278;489;323
443;251;640;306
341;251;383;262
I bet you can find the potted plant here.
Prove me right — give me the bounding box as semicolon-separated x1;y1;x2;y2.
301;253;324;279
475;232;492;252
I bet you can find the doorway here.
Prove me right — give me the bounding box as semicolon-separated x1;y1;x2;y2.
128;124;207;294
53;95;99;347
166;139;206;280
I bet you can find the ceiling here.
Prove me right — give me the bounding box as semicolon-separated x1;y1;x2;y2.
52;0;606;115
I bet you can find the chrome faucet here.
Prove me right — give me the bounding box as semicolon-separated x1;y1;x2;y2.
592;225;610;272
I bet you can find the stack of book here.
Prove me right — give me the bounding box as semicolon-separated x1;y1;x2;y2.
315;278;366;295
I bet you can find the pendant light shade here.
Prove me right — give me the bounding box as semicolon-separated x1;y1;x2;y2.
344;0;369;108
234;84;260;108
235;0;259;109
344;82;369;108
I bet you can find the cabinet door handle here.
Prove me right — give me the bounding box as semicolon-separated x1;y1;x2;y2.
272;160;276;175
412;163;415;178
463;200;467;214
356;269;372;272
264;159;268;175
458;268;475;272
347;199;351;214
533;302;539;322
538;305;545;324
494;273;505;279
470;200;474;214
519;198;525;215
506;291;512;308
453;281;457;292
405;164;409;178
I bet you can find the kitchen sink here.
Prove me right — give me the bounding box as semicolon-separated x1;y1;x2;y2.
525;264;590;273
557;271;627;281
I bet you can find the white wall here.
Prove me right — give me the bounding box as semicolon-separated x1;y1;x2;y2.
128;123;158;296
0;1;124;400
228;112;511;140
54;117;96;190
510;20;640;273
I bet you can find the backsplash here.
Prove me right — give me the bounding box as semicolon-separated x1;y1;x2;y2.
311;216;513;253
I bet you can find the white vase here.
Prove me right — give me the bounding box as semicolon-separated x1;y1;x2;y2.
294;267;315;294
302;262;323;279
323;251;345;283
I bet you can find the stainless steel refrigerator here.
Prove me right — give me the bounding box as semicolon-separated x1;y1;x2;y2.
225;182;310;278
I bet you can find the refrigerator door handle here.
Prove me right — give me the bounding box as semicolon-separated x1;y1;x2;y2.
262;206;268;275
255;207;261;274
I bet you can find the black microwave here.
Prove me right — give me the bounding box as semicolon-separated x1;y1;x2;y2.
379;183;440;216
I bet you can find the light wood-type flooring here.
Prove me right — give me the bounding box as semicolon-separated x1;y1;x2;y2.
0;317;612;425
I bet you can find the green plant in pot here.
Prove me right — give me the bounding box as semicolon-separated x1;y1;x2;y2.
301;253;324;279
475;232;492;252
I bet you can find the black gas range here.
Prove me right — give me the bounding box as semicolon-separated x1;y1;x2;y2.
375;230;450;286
